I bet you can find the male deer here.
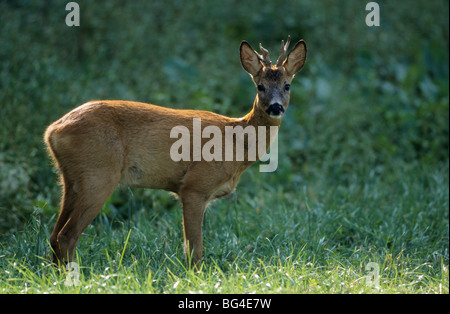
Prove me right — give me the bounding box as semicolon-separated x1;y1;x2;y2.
44;36;307;268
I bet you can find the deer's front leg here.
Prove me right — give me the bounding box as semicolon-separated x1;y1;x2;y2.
180;191;207;269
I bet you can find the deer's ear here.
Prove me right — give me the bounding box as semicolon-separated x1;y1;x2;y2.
240;41;263;78
283;40;307;77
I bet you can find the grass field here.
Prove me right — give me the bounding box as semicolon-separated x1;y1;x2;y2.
0;0;448;294
1;162;448;293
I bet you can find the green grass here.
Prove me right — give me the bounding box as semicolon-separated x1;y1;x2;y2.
1;163;448;293
0;0;448;294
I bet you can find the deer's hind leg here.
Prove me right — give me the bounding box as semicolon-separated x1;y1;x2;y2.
46;120;125;265
50;167;121;265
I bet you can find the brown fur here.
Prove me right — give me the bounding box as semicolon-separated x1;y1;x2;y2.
45;38;307;268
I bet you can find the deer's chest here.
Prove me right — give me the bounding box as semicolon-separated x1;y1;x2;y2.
210;173;243;200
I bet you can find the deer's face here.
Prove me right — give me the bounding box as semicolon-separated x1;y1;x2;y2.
240;37;307;120
255;67;292;119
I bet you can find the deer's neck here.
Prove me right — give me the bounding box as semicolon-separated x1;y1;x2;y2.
236;96;281;160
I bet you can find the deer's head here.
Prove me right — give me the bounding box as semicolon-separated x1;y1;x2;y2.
240;36;307;120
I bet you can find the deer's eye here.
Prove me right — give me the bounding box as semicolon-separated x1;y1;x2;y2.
284;84;290;91
257;84;265;92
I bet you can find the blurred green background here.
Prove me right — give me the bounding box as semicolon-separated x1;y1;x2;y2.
0;0;448;233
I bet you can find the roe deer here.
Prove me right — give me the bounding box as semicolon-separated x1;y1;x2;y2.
44;36;307;268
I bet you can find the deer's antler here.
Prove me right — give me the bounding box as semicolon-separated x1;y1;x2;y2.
256;43;272;67
276;35;291;67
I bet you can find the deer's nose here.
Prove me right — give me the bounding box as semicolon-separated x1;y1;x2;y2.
266;103;285;117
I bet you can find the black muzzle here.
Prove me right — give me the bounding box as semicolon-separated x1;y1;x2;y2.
266;104;285;116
